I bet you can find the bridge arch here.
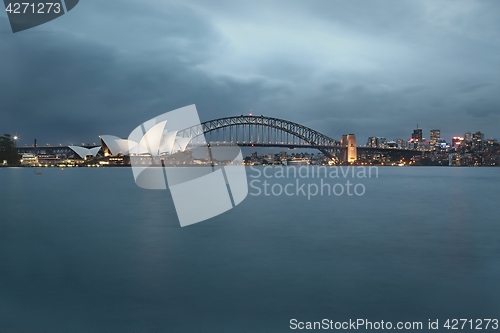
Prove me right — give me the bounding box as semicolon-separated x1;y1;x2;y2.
177;115;341;159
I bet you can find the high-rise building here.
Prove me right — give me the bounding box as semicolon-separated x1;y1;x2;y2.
472;131;484;151
409;126;423;150
366;136;377;148
396;139;406;149
452;136;464;148
464;132;472;142
430;129;440;145
377;137;387;149
366;137;387;148
412;129;423;142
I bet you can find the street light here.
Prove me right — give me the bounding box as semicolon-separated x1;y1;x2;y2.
13;135;18;147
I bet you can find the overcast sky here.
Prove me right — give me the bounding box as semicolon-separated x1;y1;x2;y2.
1;0;499;146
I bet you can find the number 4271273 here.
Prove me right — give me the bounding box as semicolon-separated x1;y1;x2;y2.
5;2;62;14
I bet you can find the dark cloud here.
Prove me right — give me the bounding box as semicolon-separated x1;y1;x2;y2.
1;0;499;147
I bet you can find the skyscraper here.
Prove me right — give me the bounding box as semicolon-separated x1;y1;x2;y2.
377;137;387;148
412;129;423;142
409;126;423;150
396;139;406;149
472;131;484;151
430;129;440;145
366;136;377;148
366;137;387;148
452;136;464;148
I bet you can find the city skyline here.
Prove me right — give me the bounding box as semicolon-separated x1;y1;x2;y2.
2;0;500;146
4;124;497;148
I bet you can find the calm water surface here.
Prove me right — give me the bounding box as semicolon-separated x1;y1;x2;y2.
0;166;499;332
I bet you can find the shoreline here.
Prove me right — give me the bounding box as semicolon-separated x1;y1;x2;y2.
1;164;498;168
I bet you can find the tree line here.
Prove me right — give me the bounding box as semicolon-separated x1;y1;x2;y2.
0;134;21;165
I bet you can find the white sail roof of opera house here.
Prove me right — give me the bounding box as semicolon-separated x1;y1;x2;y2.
99;135;137;156
68;146;101;159
102;121;193;157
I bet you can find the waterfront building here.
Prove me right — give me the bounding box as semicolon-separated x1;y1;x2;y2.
99;131;191;158
37;154;64;166
20;153;38;165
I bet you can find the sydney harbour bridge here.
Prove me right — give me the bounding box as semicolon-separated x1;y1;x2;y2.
16;114;420;162
177;115;342;160
177;115;419;161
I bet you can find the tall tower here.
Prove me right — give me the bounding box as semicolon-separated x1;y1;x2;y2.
347;134;357;163
412;129;423;142
430;129;440;145
473;131;484;151
341;134;357;163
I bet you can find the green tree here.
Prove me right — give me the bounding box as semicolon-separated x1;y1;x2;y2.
0;135;21;165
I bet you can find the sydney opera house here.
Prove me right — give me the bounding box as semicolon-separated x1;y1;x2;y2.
99;133;191;158
98;124;199;166
44;112;209;166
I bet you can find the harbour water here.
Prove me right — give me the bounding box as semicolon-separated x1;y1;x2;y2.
1;166;499;332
